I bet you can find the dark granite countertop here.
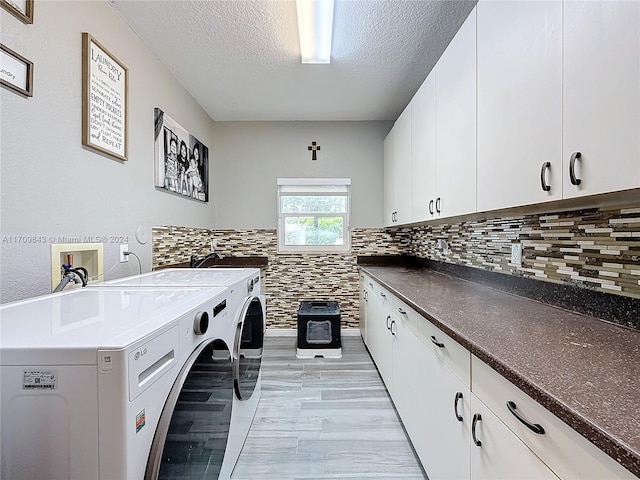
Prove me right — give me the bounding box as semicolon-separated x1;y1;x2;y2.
360;265;640;478
156;256;268;270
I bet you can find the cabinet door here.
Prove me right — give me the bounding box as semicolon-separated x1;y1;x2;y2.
470;394;559;480
393;104;413;224
359;277;368;344
367;287;393;387
383;127;396;227
411;72;437;222
563;1;640;198
436;6;477;219
472;356;638;480
413;347;471;480
390;306;420;429
477;1;562;211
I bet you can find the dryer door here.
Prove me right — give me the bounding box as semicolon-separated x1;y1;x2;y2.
145;339;233;480
233;296;264;400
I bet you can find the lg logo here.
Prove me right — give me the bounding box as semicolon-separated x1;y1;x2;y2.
134;347;148;361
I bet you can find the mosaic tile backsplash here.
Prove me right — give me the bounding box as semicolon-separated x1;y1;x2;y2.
153;202;640;329
407;204;640;299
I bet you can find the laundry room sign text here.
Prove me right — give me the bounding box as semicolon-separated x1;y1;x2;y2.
82;33;128;161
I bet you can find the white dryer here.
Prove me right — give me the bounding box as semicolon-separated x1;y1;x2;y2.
97;268;265;479
100;268;262;348
0;286;234;480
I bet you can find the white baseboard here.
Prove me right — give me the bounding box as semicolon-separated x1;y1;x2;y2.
265;328;361;337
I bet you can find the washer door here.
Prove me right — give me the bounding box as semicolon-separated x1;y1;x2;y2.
145;339;233;480
233;296;264;400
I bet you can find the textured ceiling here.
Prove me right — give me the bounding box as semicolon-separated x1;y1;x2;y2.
109;0;476;121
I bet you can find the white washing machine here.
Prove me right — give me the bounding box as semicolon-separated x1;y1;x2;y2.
0;286;237;480
97;268;265;479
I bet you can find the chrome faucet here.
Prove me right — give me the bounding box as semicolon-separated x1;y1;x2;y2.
189;252;224;268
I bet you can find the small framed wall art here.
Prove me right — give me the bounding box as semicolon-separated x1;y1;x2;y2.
81;33;129;161
0;44;33;97
1;0;34;24
154;108;209;202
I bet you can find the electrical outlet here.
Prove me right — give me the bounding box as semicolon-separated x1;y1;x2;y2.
511;243;522;266
120;244;129;263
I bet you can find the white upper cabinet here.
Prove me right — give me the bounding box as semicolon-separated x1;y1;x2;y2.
562;1;640;198
436;7;477;219
411;71;437;222
384;103;412;226
383;126;396;227
477;0;563;212
394;104;413;224
385;0;637;226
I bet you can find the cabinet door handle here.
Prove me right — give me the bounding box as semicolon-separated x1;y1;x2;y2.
472;413;482;446
454;392;464;422
506;401;545;435
430;335;445;348
390;320;397;336
429;199;434;215
435;197;441;214
386;315;392;330
363;291;368;301
540;161;551;192
569;151;582;186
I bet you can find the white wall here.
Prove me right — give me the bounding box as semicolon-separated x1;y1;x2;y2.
0;1;217;303
211;121;390;229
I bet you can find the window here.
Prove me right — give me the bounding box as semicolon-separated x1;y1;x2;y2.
277;178;351;252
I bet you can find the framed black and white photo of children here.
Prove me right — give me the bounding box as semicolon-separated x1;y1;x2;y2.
154;108;209;202
1;0;34;24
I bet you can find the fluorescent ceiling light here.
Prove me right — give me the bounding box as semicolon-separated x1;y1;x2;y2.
296;0;334;64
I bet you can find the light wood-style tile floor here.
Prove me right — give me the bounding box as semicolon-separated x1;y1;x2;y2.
231;334;427;480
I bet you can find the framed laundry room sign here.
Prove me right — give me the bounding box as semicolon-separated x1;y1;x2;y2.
82;33;128;161
1;0;33;24
0;44;33;97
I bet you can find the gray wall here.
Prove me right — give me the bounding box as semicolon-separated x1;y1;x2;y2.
0;2;391;304
0;1;217;303
211;121;391;229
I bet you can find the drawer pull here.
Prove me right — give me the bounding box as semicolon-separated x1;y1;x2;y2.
430;335;445;348
454;392;464;422
386;315;392;330
380;292;386;298
569;151;582;186
540;161;551;192
507;401;545;435
398;308;407;315
472;413;482;446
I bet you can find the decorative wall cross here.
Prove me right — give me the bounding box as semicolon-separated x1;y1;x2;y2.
308;141;320;161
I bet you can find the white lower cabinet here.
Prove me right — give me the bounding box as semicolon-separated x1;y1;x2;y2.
359;273;374;344
472;356;638;480
360;276;637;480
366;282;393;386
470;393;559;480
411;341;471;480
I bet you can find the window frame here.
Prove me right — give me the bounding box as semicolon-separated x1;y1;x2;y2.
277;178;351;253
